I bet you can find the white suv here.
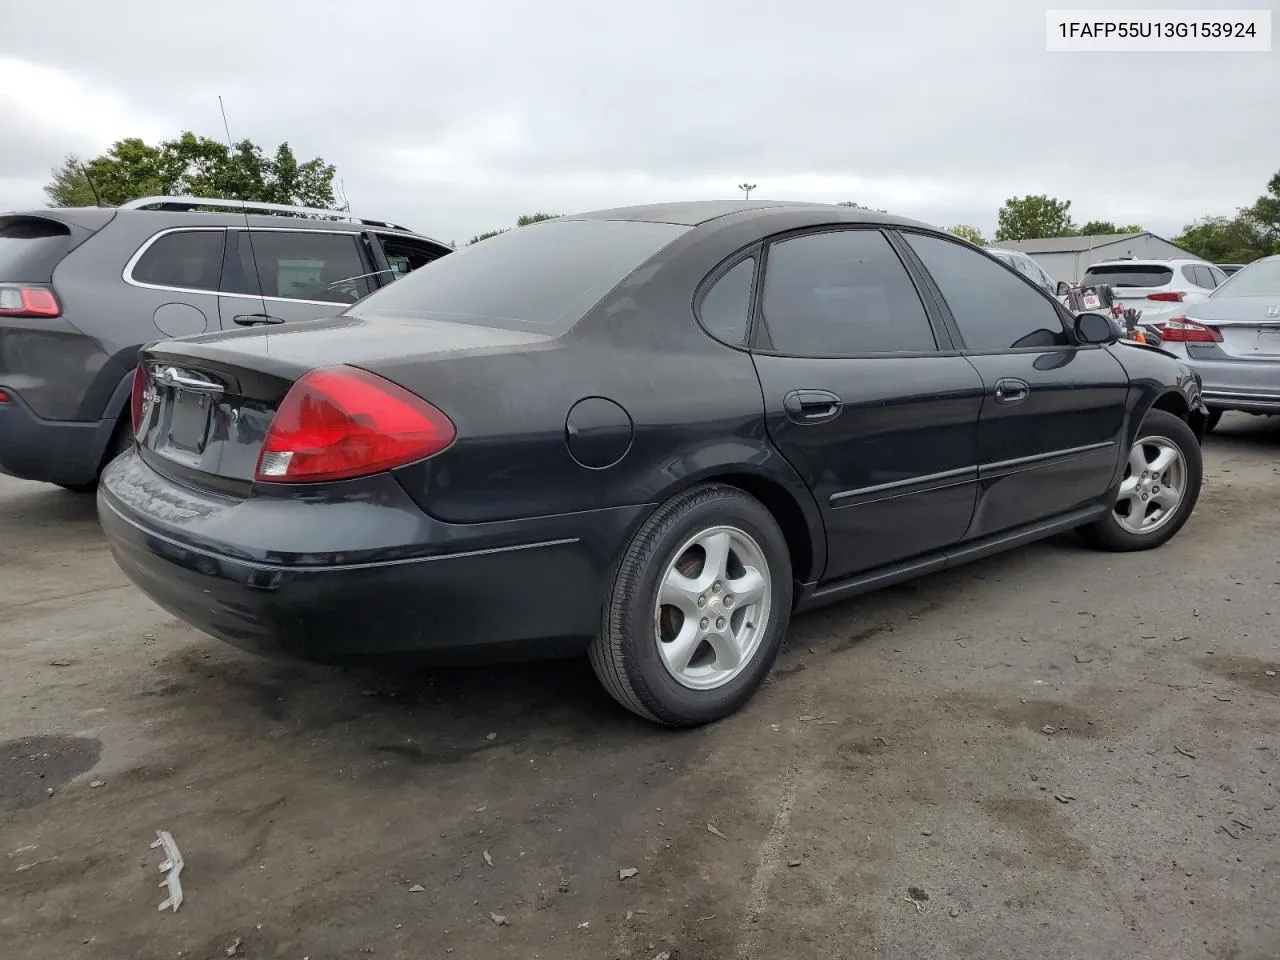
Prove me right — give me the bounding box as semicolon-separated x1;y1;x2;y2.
1079;258;1228;327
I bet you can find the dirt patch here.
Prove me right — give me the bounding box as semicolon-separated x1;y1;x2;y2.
0;735;101;817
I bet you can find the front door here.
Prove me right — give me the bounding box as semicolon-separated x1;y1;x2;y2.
217;229;376;329
749;227;986;582
898;231;1129;537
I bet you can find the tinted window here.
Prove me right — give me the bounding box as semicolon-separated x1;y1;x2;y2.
1206;265;1227;286
352;219;689;330
904;232;1069;352
1210;258;1280;298
1182;265;1214;289
762;230;936;355
0;218;73;283
698;257;755;345
378;235;447;281
231;231;371;304
131;230;224;292
1081;264;1174;288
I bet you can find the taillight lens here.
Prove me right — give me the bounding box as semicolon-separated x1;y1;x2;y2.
255;365;455;484
130;365;148;432
1156;317;1223;343
1146;291;1186;302
0;284;61;317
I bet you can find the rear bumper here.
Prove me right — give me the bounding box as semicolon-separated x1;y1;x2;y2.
0;388;119;486
97;450;649;663
1171;353;1280;413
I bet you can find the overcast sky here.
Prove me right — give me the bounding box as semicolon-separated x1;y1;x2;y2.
1;0;1276;244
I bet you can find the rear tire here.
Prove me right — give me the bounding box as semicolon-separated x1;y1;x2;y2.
589;483;793;727
1080;409;1202;552
1204;408;1224;434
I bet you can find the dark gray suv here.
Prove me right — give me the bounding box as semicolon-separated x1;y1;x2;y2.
0;196;451;490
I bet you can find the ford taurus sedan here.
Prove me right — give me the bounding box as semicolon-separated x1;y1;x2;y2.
98;201;1208;727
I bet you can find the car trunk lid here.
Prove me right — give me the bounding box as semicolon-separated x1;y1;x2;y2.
1185;296;1280;361
135;314;553;488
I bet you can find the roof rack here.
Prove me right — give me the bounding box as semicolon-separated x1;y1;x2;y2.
119;196;416;233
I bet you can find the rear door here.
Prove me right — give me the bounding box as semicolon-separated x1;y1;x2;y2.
899;231;1129;538
748;227;986;582
217;229;377;328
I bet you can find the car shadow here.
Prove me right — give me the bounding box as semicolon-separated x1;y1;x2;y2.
1206;412;1280;452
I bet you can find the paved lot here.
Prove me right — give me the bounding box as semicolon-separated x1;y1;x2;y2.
1;416;1278;960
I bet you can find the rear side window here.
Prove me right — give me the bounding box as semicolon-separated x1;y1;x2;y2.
761;229;937;355
1082;264;1174;288
697;257;755;345
377;235;448;281
903;232;1069;352
352;219;690;331
232;231;372;304
130;230;225;292
1182;265;1214;289
0;218;73;282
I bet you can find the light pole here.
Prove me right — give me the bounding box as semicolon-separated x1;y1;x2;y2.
738;183;757;199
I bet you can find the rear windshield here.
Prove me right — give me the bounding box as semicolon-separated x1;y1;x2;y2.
348;218;690;330
1210;258;1280;298
0;218;73;282
1081;264;1173;288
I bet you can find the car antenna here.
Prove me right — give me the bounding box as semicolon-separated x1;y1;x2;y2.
218;95;271;349
77;162;104;207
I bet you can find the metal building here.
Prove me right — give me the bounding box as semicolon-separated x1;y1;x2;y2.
997;232;1208;283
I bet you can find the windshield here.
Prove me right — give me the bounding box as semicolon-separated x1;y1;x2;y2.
1082;264;1174;288
349;218;690;331
1210;258;1280;298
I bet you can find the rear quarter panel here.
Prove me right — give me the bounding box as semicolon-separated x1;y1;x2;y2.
380;219;825;561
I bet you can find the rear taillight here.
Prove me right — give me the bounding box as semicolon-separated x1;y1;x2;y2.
0;390;9;404
1156;317;1223;343
255;365;455;484
1146;291;1186;302
130;366;148;432
0;284;61;318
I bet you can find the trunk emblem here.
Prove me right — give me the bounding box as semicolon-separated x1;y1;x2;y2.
1267;305;1280;318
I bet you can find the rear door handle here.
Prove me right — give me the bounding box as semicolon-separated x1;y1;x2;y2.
993;378;1030;404
783;389;843;424
232;313;285;326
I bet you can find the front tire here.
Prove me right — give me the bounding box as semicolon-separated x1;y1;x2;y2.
1081;409;1202;552
589;483;793;727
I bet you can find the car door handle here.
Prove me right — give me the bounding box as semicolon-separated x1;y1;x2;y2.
783;389;843;424
232;313;285;326
993;378;1030;404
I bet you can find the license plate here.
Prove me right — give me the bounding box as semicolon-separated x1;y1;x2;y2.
166;389;212;453
1255;330;1280;354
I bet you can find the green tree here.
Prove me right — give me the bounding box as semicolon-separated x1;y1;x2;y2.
468;212;564;245
1244;168;1280;252
44;132;337;209
1174;215;1273;264
1078;220;1144;235
994;195;1075;241
949;224;987;245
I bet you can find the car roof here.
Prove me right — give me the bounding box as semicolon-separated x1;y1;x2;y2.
1086;258;1201;267
1;206;444;246
563;199;933;231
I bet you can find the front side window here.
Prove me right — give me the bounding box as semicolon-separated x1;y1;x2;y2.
131;229;225;292
760;229;937;356
232;231;372;304
903;232;1069;352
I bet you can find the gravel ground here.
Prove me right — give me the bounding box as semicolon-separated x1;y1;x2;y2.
1;415;1277;960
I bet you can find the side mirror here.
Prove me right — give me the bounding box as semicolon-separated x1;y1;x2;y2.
1056;281;1071;297
1075;312;1118;345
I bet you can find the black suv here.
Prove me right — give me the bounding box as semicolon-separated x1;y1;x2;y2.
0;197;451;490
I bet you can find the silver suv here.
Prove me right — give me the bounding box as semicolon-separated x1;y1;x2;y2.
1080;258;1228;328
0;196;451;489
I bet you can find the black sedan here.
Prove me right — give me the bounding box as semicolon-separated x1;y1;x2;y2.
98;201;1208;727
